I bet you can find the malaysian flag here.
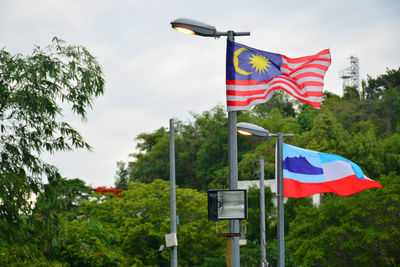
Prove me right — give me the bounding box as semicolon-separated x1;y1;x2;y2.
226;41;331;111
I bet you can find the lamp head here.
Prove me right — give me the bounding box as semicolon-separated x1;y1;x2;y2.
208;189;248;221
170;18;218;37
237;122;270;138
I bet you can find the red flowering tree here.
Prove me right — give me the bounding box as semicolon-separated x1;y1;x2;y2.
90;186;124;197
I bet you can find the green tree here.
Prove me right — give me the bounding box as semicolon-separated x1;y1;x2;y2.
128;105;250;191
287;173;399;266
362;67;400;101
252;90;297;118
0;178;114;266
343;86;360;100
114;161;129;190
0;37;104;237
344;126;384;178
375;86;400;133
362;68;400;133
55;219;125;266
300;110;348;154
381;132;400;175
297;103;319;132
246;185;275;243
81;179;226;266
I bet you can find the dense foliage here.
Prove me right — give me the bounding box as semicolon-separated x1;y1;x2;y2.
82;179;227;266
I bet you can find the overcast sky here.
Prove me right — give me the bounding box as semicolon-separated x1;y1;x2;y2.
1;0;399;187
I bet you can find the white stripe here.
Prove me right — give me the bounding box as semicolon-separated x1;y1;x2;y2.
322;161;354;182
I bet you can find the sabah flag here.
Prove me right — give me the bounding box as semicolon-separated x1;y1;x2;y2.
282;143;382;197
226;41;331;111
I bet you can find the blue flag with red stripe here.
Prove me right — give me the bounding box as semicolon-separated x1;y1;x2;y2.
282;143;382;197
226;41;331;111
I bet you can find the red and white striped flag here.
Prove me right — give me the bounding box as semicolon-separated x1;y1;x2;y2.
226;41;331;110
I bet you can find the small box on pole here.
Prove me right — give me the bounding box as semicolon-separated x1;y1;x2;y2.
165;233;178;248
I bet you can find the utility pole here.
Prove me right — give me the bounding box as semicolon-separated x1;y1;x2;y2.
259;157;267;267
169;119;177;267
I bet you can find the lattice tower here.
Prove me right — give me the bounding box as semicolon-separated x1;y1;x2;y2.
339;56;359;89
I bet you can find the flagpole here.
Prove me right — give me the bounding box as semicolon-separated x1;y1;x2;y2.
277;133;294;267
236;122;294;267
227;30;240;267
277;133;284;267
259;156;267;267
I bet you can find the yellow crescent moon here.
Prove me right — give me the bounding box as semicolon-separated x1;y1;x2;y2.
233;48;252;75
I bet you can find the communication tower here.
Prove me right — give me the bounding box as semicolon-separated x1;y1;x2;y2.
339;56;359;89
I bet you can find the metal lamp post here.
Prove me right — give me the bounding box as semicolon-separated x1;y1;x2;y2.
258;156;267;267
171;18;249;267
237;122;294;267
169;119;177;267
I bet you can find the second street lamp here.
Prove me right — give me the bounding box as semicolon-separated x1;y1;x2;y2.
237;122;294;267
171;18;249;267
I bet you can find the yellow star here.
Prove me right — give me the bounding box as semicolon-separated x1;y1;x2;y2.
249;54;271;74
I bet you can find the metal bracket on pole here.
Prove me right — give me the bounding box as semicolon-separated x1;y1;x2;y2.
216;221;241;237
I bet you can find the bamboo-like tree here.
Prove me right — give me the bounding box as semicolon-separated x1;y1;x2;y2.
0;37;104;236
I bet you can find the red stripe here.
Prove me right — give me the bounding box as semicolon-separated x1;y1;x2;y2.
281;49;330;63
226;89;267;96
283;175;382;198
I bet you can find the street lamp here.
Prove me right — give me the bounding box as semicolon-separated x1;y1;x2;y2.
171;18;249;267
170;18;250;38
237;122;270;137
171;18;216;37
237;122;294;267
